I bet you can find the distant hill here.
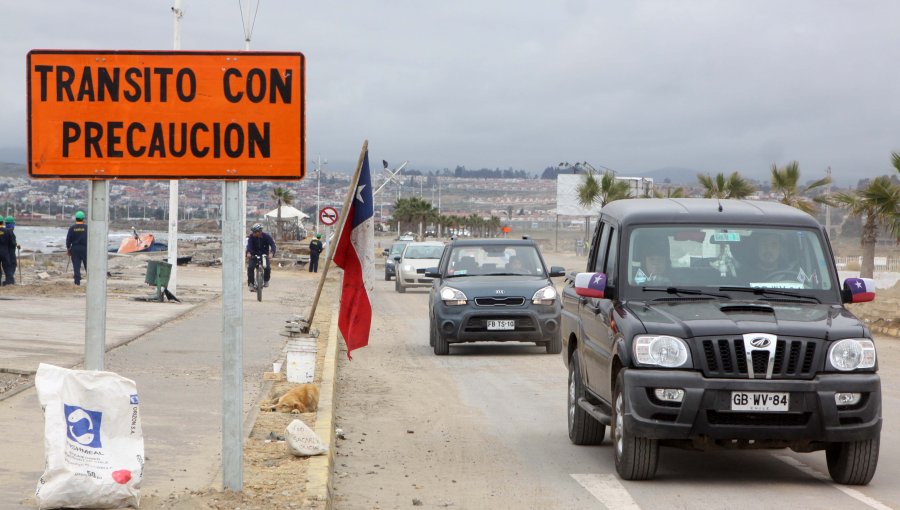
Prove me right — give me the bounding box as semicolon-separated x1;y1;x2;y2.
0;163;26;178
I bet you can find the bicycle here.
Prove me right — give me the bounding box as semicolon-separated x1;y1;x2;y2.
250;254;268;302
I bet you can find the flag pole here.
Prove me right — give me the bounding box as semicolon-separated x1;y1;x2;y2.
305;140;368;328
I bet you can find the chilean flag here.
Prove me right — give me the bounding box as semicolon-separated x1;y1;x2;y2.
845;277;876;303
333;151;375;357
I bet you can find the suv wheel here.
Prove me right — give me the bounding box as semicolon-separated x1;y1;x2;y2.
546;333;562;355
433;324;449;355
568;353;605;445
613;370;658;480
384;270;391;281
429;317;436;347
826;436;880;485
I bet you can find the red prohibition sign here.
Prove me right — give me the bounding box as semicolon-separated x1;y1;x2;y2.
319;206;338;225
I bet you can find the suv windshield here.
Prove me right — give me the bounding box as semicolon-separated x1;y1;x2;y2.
623;225;837;298
445;244;545;276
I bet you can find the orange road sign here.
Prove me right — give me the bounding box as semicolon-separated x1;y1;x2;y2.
27;50;305;180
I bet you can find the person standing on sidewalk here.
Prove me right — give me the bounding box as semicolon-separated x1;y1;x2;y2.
0;219;10;285
3;216;18;285
308;233;323;273
66;211;88;285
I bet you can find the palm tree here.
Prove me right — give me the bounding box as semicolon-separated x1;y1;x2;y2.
893;151;900;174
271;187;293;240
697;172;755;199
770;161;831;214
393;197;435;235
575;171;631;242
833;175;900;278
652;186;687;198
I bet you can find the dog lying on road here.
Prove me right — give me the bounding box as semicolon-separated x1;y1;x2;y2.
260;384;320;414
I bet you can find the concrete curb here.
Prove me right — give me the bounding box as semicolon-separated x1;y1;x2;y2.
306;299;340;508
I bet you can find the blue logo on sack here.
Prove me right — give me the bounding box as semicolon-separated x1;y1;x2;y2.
64;404;103;448
129;394;139;405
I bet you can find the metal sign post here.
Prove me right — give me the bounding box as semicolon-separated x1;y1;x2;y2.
221;181;244;490
85;180;109;371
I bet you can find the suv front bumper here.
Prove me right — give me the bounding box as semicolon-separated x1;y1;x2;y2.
624;370;881;444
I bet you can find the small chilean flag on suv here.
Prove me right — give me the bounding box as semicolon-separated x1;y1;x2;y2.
574;272;607;298
845;277;875;303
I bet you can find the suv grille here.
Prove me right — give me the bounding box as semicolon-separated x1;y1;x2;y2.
700;337;819;379
474;297;526;306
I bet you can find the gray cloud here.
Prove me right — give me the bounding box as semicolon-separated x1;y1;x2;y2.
3;0;899;184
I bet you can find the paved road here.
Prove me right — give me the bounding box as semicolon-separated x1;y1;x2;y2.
333;252;900;510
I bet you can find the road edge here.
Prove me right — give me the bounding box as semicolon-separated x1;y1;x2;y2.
305;296;340;508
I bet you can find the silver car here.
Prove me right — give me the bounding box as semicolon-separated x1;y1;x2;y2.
394;241;445;293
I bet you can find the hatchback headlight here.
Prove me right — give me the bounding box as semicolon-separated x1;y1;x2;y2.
403;264;414;272
440;286;467;306
828;339;876;371
634;335;691;368
532;285;558;305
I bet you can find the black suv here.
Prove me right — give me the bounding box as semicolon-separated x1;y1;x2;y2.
427;239;565;355
561;199;880;484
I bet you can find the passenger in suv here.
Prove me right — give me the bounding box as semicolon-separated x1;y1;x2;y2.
561;199;880;485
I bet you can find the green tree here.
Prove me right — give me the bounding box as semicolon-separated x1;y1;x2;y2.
770;161;831;214
697;172;756;199
833;175;900;278
575;171;631;242
652;186;687;198
893;151;900;174
271;187;293;240
393;197;434;235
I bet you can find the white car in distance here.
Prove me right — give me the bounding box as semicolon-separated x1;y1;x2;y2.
395;241;445;293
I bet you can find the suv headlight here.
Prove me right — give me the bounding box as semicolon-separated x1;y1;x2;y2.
634;335;691;368
440;286;467;306
532;285;558;305
828;339;876;371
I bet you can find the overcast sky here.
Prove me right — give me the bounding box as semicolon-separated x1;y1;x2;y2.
3;1;899;184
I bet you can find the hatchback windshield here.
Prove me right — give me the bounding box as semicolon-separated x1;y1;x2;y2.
403;245;444;259
445;244;545;276
624;226;836;293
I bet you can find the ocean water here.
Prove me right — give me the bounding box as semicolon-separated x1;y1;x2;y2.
11;226;218;254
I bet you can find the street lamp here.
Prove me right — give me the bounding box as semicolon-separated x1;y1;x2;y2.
313;155;327;233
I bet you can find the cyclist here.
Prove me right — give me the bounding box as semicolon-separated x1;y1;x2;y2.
246;223;277;291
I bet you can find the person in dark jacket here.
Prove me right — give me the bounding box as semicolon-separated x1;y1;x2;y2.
308;233;323;273
3;216;18;285
66;211;88;285
0;219;10;285
245;223;276;290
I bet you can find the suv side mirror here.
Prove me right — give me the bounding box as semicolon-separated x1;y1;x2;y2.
382;248;390;257
842;277;876;304
424;267;441;278
573;272;609;299
549;266;566;277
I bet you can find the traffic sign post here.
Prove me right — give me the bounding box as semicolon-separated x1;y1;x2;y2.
27;49;306;493
319;206;338;226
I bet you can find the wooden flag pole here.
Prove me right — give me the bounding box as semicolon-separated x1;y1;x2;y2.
305;140;368;329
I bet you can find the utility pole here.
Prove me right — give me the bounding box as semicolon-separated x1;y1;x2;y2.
825;166;832;237
314;155;327;233
167;0;183;294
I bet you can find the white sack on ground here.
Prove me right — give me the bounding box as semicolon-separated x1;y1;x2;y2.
34;363;144;509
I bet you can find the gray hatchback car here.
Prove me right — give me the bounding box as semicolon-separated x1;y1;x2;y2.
426;239;565;355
